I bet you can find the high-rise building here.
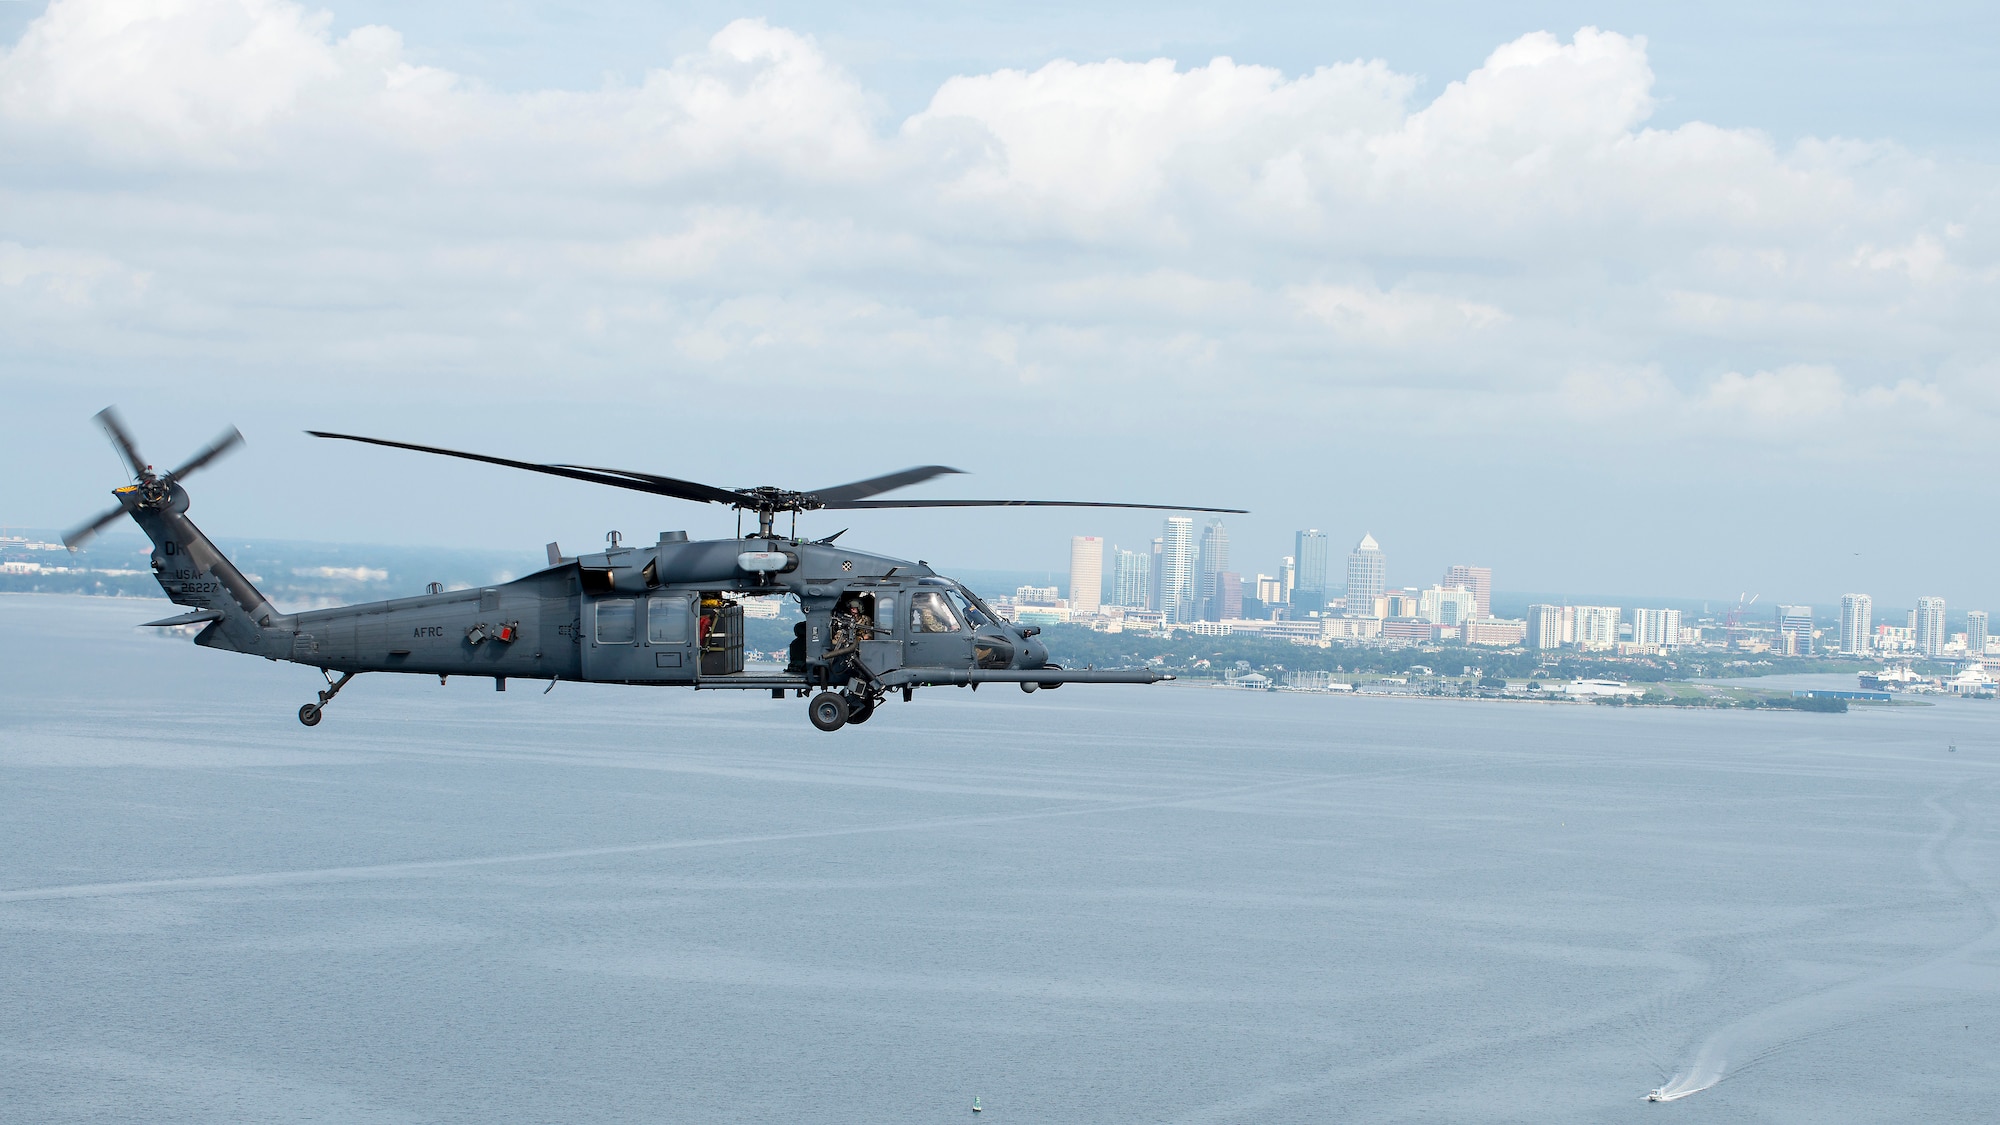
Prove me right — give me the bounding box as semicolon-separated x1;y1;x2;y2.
1631;607;1683;648
1279;556;1296;605
1197;519;1230;619
1839;594;1873;655
1159;517;1196;624
1441;565;1492;620
1211;571;1243;620
1254;574;1284;605
1068;536;1103;616
1113;548;1151;609
1776;605;1814;655
1148;537;1164;613
1293;531;1329;610
1916;596;1947;656
1969;610;1989;658
1419;585;1477;626
1345;534;1385;615
1573;606;1620;651
1526;604;1573;650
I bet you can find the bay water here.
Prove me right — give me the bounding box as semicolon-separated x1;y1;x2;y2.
4;595;1997;1122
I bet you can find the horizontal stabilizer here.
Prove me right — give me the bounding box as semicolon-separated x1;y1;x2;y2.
141;608;225;628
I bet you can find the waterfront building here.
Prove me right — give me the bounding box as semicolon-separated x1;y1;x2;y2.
1839;594;1873;655
1068;536;1103;616
1345;534;1385;614
1526;604;1573;650
1631;608;1683;648
1573;606;1620;651
1916;596;1947;656
1441;565;1493;620
1969;610;1989;657
1294;530;1329;611
1113;548;1151;609
1159;517;1196;624
1775;605;1814;655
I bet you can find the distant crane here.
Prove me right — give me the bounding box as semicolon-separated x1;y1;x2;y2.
1725;592;1760;644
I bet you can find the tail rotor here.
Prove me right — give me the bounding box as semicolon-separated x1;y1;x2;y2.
63;407;245;550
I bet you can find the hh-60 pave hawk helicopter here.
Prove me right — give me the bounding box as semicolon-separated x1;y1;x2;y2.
66;409;1244;731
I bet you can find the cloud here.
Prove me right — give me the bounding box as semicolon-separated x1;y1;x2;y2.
0;0;1993;457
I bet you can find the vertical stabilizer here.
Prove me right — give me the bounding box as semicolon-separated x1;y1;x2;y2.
124;482;292;656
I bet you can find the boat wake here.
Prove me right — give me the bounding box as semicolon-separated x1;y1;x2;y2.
1645;1053;1723;1102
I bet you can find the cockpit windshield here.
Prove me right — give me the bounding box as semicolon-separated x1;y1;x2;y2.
951;587;995;629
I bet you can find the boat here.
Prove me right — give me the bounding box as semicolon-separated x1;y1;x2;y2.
1646;1087;1669;1102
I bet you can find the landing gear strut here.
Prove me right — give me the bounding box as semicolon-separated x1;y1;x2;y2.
299;670;357;727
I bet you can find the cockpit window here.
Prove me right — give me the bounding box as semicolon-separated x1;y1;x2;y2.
950;590;990;628
909;590;963;633
954;585;999;628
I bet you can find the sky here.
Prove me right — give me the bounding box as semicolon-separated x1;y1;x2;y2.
3;0;1997;610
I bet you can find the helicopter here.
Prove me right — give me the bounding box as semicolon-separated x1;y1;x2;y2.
65;409;1244;731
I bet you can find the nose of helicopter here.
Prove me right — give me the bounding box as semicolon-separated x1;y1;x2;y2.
1018;631;1050;668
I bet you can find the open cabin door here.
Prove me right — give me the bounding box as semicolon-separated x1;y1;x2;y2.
581;592;697;683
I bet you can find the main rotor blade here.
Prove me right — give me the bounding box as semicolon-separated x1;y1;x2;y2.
822;499;1249;513
94;406;149;478
308;431;752;507
810;465;965;505
549;465;755;508
165;426;244;482
62;505;126;551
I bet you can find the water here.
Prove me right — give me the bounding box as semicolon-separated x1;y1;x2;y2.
4;594;1998;1122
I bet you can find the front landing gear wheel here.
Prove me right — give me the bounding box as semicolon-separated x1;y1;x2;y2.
298;704;323;727
808;691;849;731
845;695;876;724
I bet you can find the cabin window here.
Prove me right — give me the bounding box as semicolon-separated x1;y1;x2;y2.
874;595;897;634
647;595;691;644
910;590;962;634
595;599;637;644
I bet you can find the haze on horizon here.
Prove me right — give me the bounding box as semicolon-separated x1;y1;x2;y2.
3;0;1996;610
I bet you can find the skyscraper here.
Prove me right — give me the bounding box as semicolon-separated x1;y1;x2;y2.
1068;536;1103;616
1159;517;1196;624
1197;519;1230;619
1345;534;1385;615
1632;607;1683;648
1279;556;1296;605
1293;530;1328;611
1840;594;1873;655
1526;604;1573;650
1573;606;1620;651
1776;605;1814;655
1969;610;1989;657
1148;537;1164;612
1441;565;1492;620
1113;548;1150;610
1916;596;1947;656
1211;572;1243;620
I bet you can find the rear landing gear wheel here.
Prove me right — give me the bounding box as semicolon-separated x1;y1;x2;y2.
298;703;323;727
845;695;876;724
808;691;849;731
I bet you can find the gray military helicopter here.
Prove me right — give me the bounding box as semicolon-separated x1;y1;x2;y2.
66;409;1243;731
